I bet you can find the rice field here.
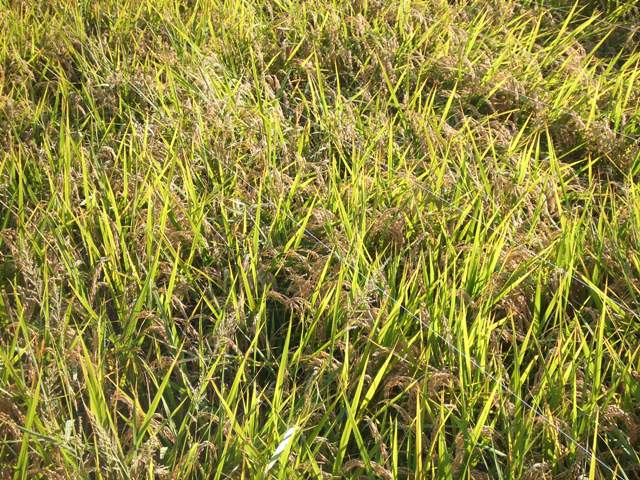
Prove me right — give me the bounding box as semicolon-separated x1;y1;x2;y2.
0;0;639;478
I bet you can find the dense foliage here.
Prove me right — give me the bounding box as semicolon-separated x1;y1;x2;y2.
1;0;639;478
